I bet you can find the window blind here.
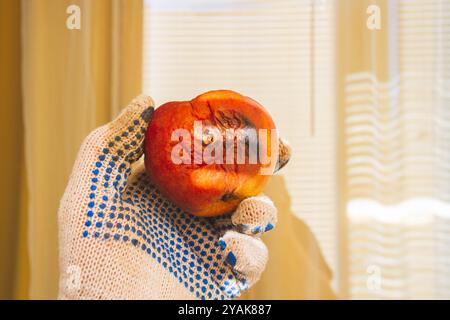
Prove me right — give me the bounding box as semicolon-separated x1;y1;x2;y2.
142;0;338;287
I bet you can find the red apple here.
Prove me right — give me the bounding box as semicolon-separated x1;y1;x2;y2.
144;90;290;217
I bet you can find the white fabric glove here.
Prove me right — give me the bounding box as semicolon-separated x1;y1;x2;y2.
58;95;277;300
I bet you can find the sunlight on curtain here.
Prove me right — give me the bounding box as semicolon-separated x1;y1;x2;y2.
343;0;450;299
142;0;338;297
20;0;143;299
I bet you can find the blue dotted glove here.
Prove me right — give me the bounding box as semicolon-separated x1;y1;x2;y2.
58;95;277;300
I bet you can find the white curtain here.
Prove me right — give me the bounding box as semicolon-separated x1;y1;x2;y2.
345;0;450;299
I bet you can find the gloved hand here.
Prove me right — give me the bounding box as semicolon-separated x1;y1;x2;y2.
58;95;277;300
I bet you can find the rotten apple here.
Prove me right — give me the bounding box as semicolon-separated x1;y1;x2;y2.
144;90;290;217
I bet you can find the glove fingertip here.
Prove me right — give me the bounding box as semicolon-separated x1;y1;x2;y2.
231;195;277;235
218;230;268;289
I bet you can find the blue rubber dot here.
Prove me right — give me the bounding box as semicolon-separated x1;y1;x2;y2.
90;185;97;191
111;206;116;211
95;162;102;168
89;193;95;199
253;226;261;233
103;148;109;154
94;232;100;238
87;210;94;217
123;236;129;242
265;223;274;231
92;169;99;175
95;222;102;228
104;183;109;188
114;234;120;240
88;202;95;208
106;168;112;174
226;252;237;267
218;239;227;250
85;220;92;227
98;155;106;161
82;231;88;238
98;212;104;218
92;178;98;183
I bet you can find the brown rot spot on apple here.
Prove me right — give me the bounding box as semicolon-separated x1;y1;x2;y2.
202;128;216;146
221;192;238;202
144;90;291;217
213;109;252;131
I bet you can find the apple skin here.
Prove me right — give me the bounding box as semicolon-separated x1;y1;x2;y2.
144;90;278;217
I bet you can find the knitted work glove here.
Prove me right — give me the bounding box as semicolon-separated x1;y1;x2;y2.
58;95;277;300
